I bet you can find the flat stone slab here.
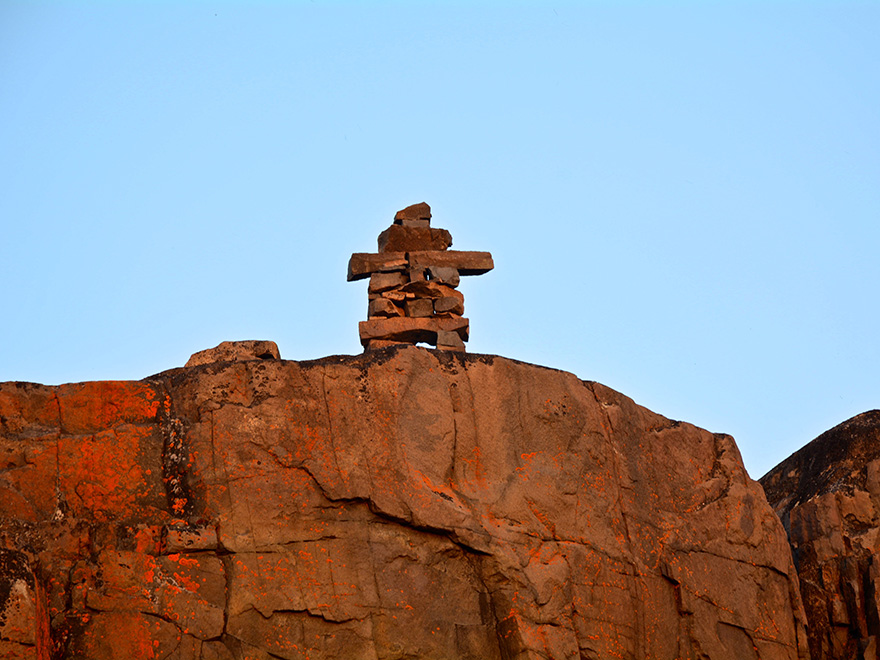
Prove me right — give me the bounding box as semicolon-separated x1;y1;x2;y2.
404;298;434;318
368;272;407;293
350;250;494;281
434;296;464;315
399;281;462;300
359;317;469;347
368;298;403;318
436;330;466;350
408;250;494;275
347;252;407;281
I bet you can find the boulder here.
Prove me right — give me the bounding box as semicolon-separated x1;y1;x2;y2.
0;349;809;659
185;340;280;367
761;410;880;660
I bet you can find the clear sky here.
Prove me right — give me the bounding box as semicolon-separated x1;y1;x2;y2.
2;1;878;479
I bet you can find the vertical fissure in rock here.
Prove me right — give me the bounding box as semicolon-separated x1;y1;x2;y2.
158;392;194;520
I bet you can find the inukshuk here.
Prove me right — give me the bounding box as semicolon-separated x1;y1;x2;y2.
347;202;493;351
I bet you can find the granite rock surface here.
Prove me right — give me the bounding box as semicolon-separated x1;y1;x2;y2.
1;346;808;659
761;410;880;660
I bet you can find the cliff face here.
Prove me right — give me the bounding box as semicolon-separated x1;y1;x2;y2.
761;411;880;660
1;346;808;659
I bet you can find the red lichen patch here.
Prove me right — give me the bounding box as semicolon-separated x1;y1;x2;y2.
56;382;160;436
0;484;38;523
155;554;225;640
133;526;163;555
0;439;59;521
0;382;60;439
57;426;167;523
70;611;180;659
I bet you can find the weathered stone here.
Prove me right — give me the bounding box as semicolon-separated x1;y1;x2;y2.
761;409;880;660
0;348;810;659
186;340;280;367
393;202;432;228
358;317;469;346
434;296;464;315
377;225;452;253
404;298;434;318
427;265;460;286
408;250;494;275
435;330;465;350
367;297;403;318
368;271;407;294
347;252;407;281
379;289;413;302
406;265;428;282
399;280;461;300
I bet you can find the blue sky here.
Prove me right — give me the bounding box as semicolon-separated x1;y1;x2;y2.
2;1;878;478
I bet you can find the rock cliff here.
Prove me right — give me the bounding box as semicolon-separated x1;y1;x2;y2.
1;346;808;659
761;410;880;660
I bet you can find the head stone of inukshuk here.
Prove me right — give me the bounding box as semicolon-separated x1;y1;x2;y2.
347;202;494;351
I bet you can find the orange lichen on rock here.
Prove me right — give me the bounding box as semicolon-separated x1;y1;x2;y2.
0;348;808;659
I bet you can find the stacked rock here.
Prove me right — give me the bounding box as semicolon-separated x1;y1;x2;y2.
347;202;493;351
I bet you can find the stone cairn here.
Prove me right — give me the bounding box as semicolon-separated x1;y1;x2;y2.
347;202;494;351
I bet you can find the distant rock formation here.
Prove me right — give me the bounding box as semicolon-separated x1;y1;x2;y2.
761;410;880;660
1;346;808;659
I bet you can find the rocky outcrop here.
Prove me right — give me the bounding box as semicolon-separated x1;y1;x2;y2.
185;341;280;368
761;411;880;660
1;346;808;659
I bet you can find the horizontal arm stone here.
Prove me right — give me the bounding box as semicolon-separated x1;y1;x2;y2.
407;251;494;275
347;252;408;281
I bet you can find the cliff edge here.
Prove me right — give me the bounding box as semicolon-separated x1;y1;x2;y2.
761;410;880;660
1;346;808;659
